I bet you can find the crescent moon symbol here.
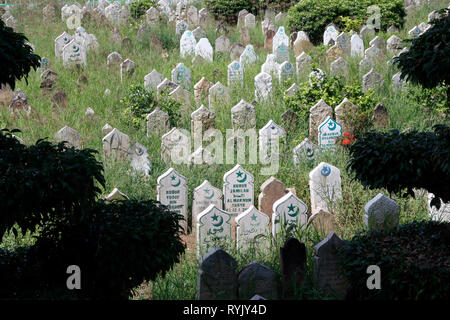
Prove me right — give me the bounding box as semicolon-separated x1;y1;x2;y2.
237;173;247;183
288;207;299;217
328;120;336;131
171;178;181;187
212;215;224;227
205;190;215;200
321;165;331;177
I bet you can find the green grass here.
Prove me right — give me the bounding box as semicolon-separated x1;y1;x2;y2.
1;0;448;300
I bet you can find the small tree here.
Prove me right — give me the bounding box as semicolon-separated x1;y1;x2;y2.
0;18;40;90
394;8;450;106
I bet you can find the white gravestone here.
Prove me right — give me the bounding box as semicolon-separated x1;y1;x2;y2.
223;164;255;216
272;192;308;236
236;206;270;250
197;205;232;256
227;61;244;87
259;120;286;163
239;45;257;69
55;32;73;59
254;72;273;102
293;138;319;166
309;162;342;215
180;29;196;58
273;26;289;53
171;62;191;89
195;38;213;62
318;116;343;151
209;81;231;110
62;40;86;67
192;180;223;226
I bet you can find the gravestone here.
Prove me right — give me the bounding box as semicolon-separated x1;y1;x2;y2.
40;69;58;91
193;26;206;41
350;34;364;57
231;100;256;130
192;180;223;225
194;77;213;105
240;45;257;69
104;188;129;203
236;206;270;250
372;103;390;128
197;205;232;256
261;54;279;76
318;116;343;151
360;25;375;39
51;89;67;109
157;78;178;96
294;31;313;57
285;83;300;97
274;42;289;64
180;30;196;58
102;128;130;161
157;168;188;232
408;25;421;38
146;7;159;25
223;164;255;216
107;51;123;69
387;35;403;55
176;20;189;36
171;63;191;89
369;36;385;51
295;52;312;77
244;13;256;29
187;6;198;27
330;57;349;77
198;247;238;299
102;123;113;135
314;232;348;299
160;128;191;164
272;192;308;236
362;68;383;92
293;138;319;166
280;238;307;292
230;43;245;61
309;162;342;215
129;142;152;176
335;98;356;133
62;40;87;67
365;45;382;62
309;99;332;142
191;105;215;144
215;35;230;53
168;85;191;106
364;193;399;231
238;262;278;300
55;32;74;59
227;61;244;87
240;27;250;45
281;109;298;132
272;26;289;54
308;210;337;235
278;61;294;83
428;193;450;222
392;72;407;92
195;38;213;62
309;69;326;86
144;69;164;91
325;44;344;63
209;81;230;110
198;8;209;27
258;176;288;219
261;19;271;35
55;126;82;149
120;59;136;81
359;57;374;75
259;120;286;163
237;9;249;28
264;26;277;52
336;32;350;54
254;72;273;102
323;24;339;46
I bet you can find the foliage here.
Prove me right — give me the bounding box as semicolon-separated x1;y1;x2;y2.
393;8;449;105
121;84;181;128
0;129;104;236
284;75;376;135
0;18;41;90
0;132;185;299
205;0;295;24
338;16;364;33
286;0;405;44
341;221;450;300
407;83;450;114
347;125;450;206
130;0;157;19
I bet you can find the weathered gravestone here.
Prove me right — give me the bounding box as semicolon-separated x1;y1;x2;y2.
280;238;307;293
157;78;179;96
231;100;256;130
104;188;129;203
55;126;82;149
259;120;286;163
335;98;356;134
223;164;255;216
144;69;164;91
194;77;213;105
146;107;170;136
295;52;312;77
171;62;191;89
129;142;152;176
215;35;230;53
176;20;189;36
55;32;73;59
40;69;58;91
323;24;339;46
362;68;383;92
281;108;298;131
318;116;343;151
309;99;332;143
192;180;223;226
62;40;87;67
293;138;319;166
272;26;289;54
308;209;337;236
227;61;244;87
314;232;349;298
309;162;342;215
197;247;238;299
230;43;245;61
102;128;130;161
192;26;206;42
364;193;399;231
191;105;215;148
160;128;190;164
240;45;257;69
350;34;364;57
120;59;136;81
254;72;272;102
264;25;277;52
157;168;188;232
272;192;308;236
261;54;279;76
294;31;313;57
102;123;113;135
107;51;123;69
274;42;289;64
209;81;230;110
236;206;270;250
258;176;288;219
278;61;294;83
330;57;349;77
238;262;278;300
180;30;196;58
240;26;250;45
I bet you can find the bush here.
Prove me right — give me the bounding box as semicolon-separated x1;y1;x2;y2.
284;75;376;135
347;125;450;206
0;132;186;299
205;0;295;24
341;221;450;300
286;0;405;44
407;84;449;115
130;0;157;19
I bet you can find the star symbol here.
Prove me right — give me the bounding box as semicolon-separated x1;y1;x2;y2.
204;189;210;194
251;214;257;221
171;175;176;181
236;171;243;178
212;213;219;221
288;204;296;212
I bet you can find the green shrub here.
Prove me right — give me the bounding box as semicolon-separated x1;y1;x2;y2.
341;221;450;300
408;84;449;115
286;0;405;44
130;0;157;19
347;125;450;206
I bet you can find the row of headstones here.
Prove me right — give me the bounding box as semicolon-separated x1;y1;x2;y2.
0;5;17;31
54;27;99;67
